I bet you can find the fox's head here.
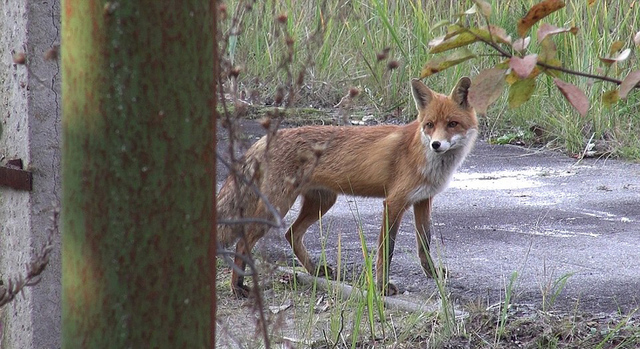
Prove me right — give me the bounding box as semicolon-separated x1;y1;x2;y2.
411;77;478;154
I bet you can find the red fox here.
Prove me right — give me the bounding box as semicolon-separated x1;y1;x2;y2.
217;77;478;297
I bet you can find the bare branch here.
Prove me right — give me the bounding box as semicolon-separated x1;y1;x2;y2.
0;205;58;308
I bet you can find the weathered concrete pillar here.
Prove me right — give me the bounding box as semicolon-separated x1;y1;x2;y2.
0;1;61;348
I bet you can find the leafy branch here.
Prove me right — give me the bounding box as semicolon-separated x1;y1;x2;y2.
421;0;640;116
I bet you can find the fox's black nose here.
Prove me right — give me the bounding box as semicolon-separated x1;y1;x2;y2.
431;141;441;150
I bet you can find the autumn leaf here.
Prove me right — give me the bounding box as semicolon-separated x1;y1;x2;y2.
517;0;566;37
599;48;631;66
512;37;531;52
508;78;536;108
464;4;478;15
510;54;538;78
602;90;619;107
482;25;512;45
609;40;624;55
588;0;597;6
473;0;492;17
554;78;589;116
619;70;640;99
429;31;477;54
537;23;578;43
420;48;476;78
468;68;507;114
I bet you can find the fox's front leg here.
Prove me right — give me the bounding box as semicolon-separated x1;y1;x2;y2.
376;199;407;296
414;198;445;278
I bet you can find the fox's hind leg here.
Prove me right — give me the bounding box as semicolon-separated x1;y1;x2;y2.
231;224;268;298
285;189;337;278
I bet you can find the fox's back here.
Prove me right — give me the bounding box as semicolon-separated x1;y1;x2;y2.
250;123;414;197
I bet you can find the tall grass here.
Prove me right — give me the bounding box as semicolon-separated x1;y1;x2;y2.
221;0;640;159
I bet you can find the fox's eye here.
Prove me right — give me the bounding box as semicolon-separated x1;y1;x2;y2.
447;121;459;128
425;122;434;129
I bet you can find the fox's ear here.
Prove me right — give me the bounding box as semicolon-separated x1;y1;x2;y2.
450;76;471;109
411;78;434;111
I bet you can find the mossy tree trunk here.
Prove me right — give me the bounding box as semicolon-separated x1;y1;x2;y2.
62;1;216;347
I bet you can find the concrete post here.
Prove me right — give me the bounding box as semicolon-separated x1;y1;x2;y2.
0;1;61;348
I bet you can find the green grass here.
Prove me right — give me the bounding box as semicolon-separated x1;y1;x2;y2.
220;0;640;160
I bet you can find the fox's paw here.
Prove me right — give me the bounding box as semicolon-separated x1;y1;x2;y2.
377;281;399;296
231;283;251;299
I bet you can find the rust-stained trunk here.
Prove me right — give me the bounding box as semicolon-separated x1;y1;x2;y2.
62;1;216;347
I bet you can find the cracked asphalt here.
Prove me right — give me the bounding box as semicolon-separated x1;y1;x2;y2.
217;119;640;314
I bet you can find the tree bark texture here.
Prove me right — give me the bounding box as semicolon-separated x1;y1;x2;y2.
62;1;215;347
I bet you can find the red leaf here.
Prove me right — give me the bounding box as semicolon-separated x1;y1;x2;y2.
619;70;640;99
517;0;566;37
537;23;578;43
509;54;538;78
512;37;531;52
554;78;589;116
469;68;507;114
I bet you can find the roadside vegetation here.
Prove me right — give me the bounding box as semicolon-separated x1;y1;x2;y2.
221;0;640;159
216;0;640;347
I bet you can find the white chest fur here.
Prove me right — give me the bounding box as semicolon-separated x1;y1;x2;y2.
407;129;477;204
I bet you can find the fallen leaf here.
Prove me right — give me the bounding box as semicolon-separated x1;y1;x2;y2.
269;300;292;314
517;0;566;37
469;68;507;114
554;78;589;116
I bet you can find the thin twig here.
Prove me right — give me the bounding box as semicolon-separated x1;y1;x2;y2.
0;206;58;308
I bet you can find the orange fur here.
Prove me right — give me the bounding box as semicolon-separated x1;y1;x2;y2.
217;78;478;297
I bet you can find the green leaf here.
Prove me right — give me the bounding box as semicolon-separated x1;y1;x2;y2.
508;78;536;108
431;19;451;31
602;90;620;107
429;26;510;54
420;48;476;78
429;31;478;54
